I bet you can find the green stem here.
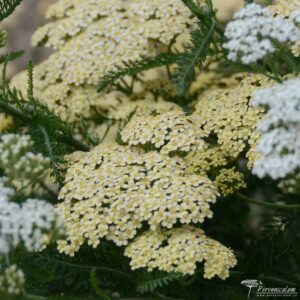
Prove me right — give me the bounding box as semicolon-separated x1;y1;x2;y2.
38;125;56;166
154;292;184;300
0;101;29;123
237;193;300;210
0;100;90;152
45;256;133;280
180;0;224;35
56;133;90;152
181;0;206;18
23;293;47;300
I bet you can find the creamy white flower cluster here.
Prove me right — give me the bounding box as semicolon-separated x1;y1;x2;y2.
0;134;50;184
32;0;193;86
252;78;300;179
0;265;25;296
224;3;300;64
58;144;218;254
125;226;237;279
121;111;205;154
0;180;63;254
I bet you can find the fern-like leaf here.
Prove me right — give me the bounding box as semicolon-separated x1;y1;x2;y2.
0;62;90;185
172;21;215;97
0;50;24;64
0;28;7;47
97;53;180;92
136;272;181;294
0;0;23;22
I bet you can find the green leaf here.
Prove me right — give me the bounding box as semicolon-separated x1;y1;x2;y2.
97;53;180;92
0;0;23;22
0;50;24;64
136;272;181;294
172;21;215;97
0;29;7;47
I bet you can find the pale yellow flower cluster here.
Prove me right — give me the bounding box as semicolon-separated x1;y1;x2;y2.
121;111;205;154
189;75;274;171
103;89;181;121
58;144;218;255
11;70;181;125
11;71;101;121
125;226;237;279
32;0;193;86
189;63;241;100
214;168;246;196
269;0;300;57
11;0;191;128
269;0;300;18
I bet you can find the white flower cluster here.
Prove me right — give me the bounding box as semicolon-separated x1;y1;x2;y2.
0;265;25;296
224;3;300;64
0;179;63;254
0;134;50;184
252;78;300;179
292;10;300;25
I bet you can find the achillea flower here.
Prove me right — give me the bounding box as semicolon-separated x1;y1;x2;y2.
57;144;218;255
32;0;193;86
0;134;50;186
121;111;205;154
125;226;237;278
12;0;193;135
223;3;300;64
0;265;25;296
269;0;300;18
269;0;300;56
11;70;180;127
251;78;300;179
189;75;272;171
0;180;63;254
214;168;246;196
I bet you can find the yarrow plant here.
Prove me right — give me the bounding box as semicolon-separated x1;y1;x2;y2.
0;134;50;190
0;177;63;298
0;0;300;299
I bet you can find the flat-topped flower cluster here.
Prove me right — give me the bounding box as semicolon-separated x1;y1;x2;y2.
224;3;300;63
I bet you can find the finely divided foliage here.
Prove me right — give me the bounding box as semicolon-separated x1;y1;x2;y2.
0;0;300;299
